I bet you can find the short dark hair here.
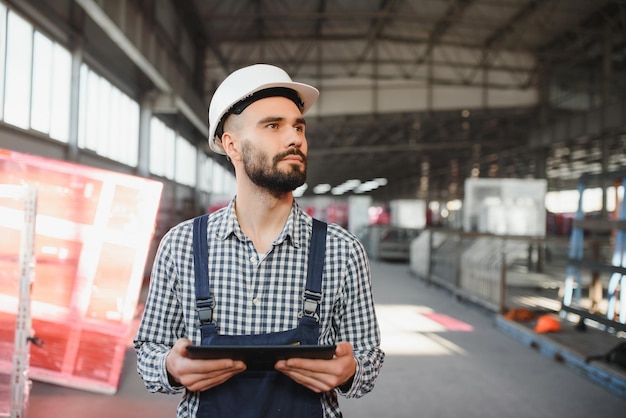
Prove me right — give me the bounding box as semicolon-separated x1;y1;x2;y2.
214;87;304;139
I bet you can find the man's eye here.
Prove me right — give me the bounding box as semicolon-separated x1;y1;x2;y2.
295;125;304;132
266;123;278;129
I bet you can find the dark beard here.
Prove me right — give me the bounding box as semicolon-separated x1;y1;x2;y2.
243;145;307;195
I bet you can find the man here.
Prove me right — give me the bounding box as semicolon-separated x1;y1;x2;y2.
134;64;384;417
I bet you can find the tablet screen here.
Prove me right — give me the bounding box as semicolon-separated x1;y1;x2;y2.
185;344;336;371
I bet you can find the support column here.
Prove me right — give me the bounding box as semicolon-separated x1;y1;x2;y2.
137;97;153;177
66;44;82;162
600;25;613;217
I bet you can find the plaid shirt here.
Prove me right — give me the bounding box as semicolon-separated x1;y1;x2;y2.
134;199;384;417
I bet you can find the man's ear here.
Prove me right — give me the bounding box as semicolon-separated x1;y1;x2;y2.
221;132;242;161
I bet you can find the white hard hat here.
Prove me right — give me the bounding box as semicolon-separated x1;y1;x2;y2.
208;64;320;154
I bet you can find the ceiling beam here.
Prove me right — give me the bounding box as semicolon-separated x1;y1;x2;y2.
414;0;475;66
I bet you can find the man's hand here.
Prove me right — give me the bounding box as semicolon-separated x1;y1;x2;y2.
165;338;246;392
274;341;356;393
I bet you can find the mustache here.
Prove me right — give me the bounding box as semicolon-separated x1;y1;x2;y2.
274;148;306;164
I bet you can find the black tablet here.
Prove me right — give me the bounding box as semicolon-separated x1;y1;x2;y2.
185;344;336;371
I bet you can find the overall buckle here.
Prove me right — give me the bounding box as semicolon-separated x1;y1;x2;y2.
303;289;322;319
196;296;215;324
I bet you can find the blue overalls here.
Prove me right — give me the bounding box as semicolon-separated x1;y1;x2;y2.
192;215;328;417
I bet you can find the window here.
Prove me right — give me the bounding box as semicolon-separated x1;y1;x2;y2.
175;135;197;187
149;117;176;179
1;9;71;141
78;64;139;166
211;160;235;195
0;3;209;188
4;10;32;129
31;32;71;141
49;42;71;140
197;153;213;193
31;32;53;134
0;4;6;120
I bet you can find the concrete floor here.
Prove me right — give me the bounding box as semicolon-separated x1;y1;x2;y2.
23;260;626;417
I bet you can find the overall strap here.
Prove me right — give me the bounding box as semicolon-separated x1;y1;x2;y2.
193;214;215;326
302;219;327;320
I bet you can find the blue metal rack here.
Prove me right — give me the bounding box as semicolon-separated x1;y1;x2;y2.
607;177;626;323
561;170;626;330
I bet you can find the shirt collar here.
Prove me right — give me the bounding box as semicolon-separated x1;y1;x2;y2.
215;198;306;249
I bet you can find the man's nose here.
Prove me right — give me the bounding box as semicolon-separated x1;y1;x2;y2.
285;129;304;149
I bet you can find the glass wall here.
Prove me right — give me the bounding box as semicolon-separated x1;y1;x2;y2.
78;64;139;166
175;136;197;187
1;6;71;140
0;1;235;195
196;154;235;195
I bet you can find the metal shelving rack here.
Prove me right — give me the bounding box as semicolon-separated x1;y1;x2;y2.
561;170;626;331
0;185;37;418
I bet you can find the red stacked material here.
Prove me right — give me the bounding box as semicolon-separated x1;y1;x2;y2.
0;149;162;394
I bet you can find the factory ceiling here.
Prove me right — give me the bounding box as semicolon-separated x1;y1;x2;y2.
17;0;626;201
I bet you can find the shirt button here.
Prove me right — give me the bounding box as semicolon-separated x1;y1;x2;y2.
252;297;259;306
250;255;256;263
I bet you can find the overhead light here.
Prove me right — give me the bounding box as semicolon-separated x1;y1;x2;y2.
311;178;389;196
355;180;379;193
293;183;307;197
313;183;331;194
343;179;361;190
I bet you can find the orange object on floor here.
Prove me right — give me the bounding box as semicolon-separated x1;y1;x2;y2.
534;314;561;333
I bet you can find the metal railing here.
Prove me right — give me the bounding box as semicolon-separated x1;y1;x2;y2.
410;228;572;314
